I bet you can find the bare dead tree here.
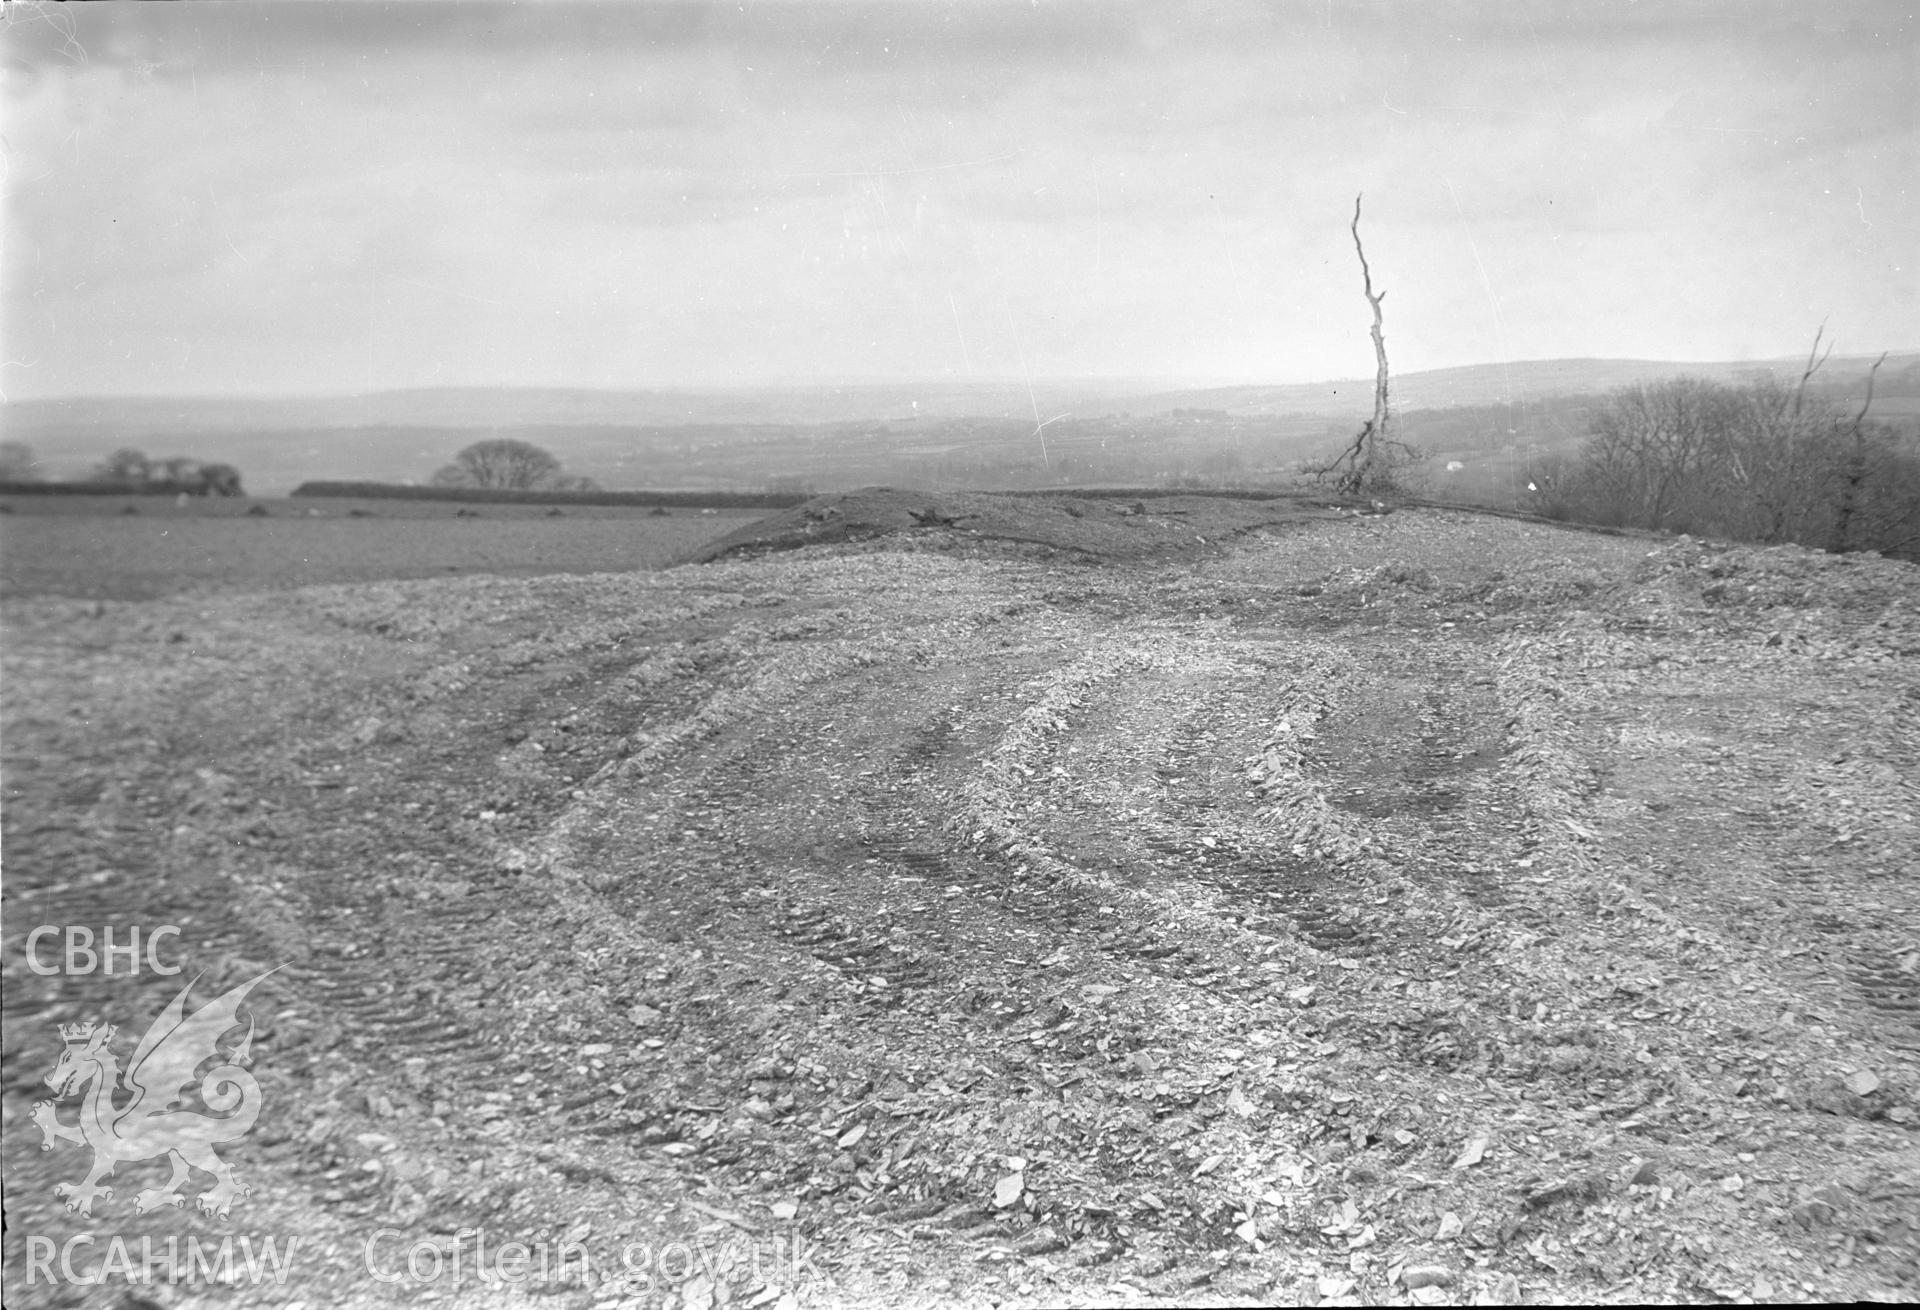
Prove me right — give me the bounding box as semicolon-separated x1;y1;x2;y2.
1727;324;1837;543
1828;351;1887;553
1311;194;1420;495
1790;319;1835;421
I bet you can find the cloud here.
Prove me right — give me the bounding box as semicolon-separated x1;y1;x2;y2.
4;0;1914;397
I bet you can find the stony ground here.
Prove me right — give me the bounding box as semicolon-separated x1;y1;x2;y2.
3;496;1917;1308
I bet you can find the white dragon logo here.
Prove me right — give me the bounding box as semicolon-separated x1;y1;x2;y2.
31;969;275;1218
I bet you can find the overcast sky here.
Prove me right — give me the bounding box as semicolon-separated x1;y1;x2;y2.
3;0;1913;399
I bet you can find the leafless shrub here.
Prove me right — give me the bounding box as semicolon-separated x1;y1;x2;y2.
1556;338;1919;559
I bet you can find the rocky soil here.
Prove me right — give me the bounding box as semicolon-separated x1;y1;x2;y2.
4;495;1917;1308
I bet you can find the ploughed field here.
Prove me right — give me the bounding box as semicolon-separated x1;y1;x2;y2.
0;496;763;600
2;494;1917;1307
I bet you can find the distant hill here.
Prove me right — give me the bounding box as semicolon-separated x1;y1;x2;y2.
6;353;1913;494
1128;353;1920;415
0;381;1150;436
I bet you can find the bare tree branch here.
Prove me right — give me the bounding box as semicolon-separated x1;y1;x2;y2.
1790;319;1834;421
1851;351;1888;431
1829;351;1890;553
1310;194;1417;496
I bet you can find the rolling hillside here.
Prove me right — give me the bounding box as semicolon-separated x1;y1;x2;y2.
5;354;1914;495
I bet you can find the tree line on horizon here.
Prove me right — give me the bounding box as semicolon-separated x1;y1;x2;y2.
1526;356;1920;559
0;443;246;496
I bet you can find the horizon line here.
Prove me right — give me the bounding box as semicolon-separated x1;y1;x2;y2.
6;348;1914;407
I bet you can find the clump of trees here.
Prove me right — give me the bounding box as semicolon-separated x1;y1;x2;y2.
0;444;247;495
1539;343;1919;558
0;440;42;481
430;439;598;493
90;448;245;496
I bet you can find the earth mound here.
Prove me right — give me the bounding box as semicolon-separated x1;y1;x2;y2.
683;487;1351;564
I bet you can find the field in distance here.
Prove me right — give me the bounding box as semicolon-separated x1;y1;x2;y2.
0;494;764;600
